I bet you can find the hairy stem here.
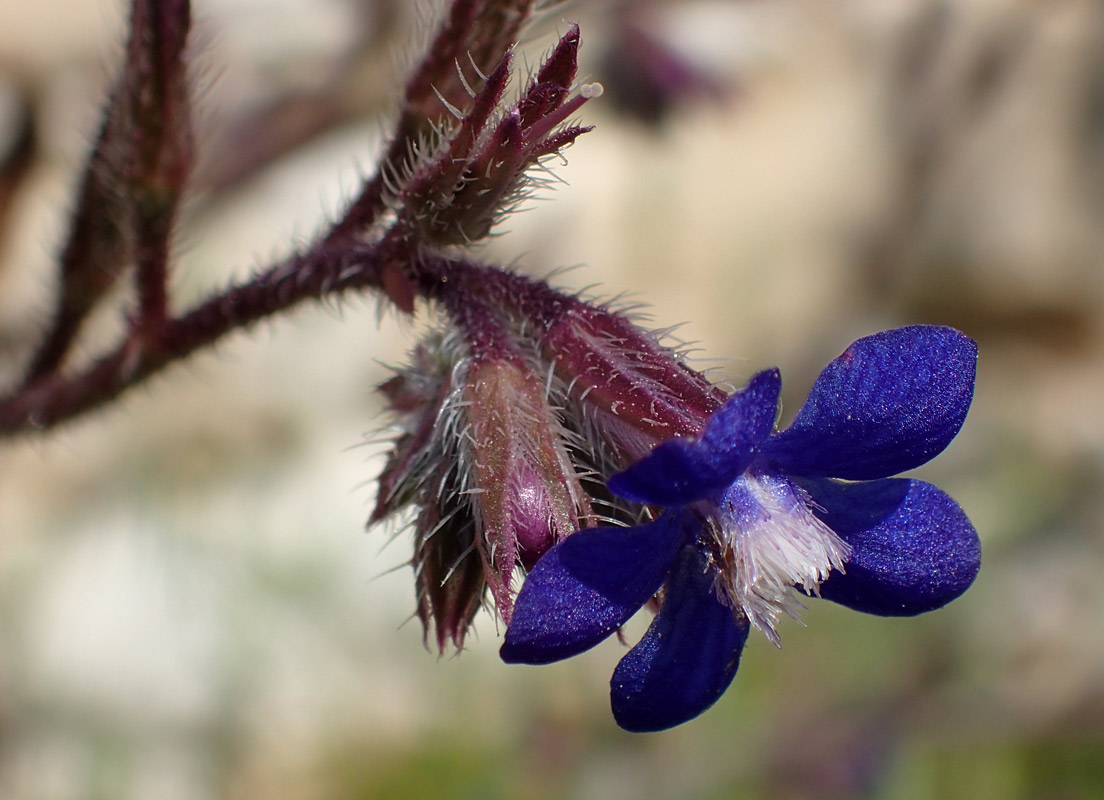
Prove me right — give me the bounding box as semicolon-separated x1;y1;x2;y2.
0;241;388;434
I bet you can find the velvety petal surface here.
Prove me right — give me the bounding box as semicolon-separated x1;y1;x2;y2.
800;477;981;616
763;327;976;480
608;369;780;506
500;512;688;664
610;543;750;732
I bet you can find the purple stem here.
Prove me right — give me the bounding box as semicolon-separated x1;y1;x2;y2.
0;241;388;434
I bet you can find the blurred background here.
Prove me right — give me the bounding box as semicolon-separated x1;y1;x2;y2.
1;0;1103;798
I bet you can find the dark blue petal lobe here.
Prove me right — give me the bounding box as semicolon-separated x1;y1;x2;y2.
763;326;977;480
800;477;980;616
500;513;688;665
608;369;781;506
610;544;750;732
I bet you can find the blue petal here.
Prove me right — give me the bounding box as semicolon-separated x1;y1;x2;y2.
500;512;689;664
610;543;750;732
763;327;976;480
608;369;780;506
800;477;981;616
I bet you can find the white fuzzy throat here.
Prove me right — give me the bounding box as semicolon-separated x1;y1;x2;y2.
715;474;851;645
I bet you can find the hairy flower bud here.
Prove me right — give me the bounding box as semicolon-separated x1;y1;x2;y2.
394;25;599;247
373;326;592;649
371;340;456;524
412;461;487;655
466;359;592;620
372;333;488;653
542;303;725;462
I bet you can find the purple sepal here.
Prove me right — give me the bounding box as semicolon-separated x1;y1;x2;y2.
500;513;687;664
608;369;780;506
611;543;749;732
800;478;981;616
763;327;977;480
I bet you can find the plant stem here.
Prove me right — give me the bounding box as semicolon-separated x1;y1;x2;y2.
0;240;388;434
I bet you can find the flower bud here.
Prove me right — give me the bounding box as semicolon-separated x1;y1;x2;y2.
395;25;597;247
412;462;487;655
371;338;456;524
543;304;725;463
466;358;592;621
373;334;489;653
373;329;592;648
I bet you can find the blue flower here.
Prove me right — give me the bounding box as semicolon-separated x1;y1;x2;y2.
500;326;981;732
